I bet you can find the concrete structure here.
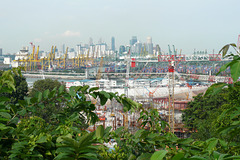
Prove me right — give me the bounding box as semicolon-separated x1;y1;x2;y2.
11;47;29;67
111;37;115;52
146;36;153;54
132;41;142;56
119;45;125;55
96;43;107;57
3;57;11;65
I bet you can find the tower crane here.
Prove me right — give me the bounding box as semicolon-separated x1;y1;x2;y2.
158;46;187;133
124;49;131;97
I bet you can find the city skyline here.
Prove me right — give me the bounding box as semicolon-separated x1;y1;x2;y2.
0;0;239;54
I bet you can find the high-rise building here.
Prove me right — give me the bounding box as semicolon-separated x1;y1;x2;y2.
0;48;2;56
119;45;126;55
96;43;107;57
111;37;115;52
146;36;153;54
130;36;137;46
135;41;142;56
131;41;142;56
156;44;161;56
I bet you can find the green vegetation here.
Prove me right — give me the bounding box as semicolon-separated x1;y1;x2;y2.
0;43;240;159
0;69;28;104
29;78;64;97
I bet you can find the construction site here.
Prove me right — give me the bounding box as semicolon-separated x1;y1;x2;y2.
5;41;238;138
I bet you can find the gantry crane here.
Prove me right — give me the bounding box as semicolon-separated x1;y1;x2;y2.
31;46;40;71
96;56;104;87
62;47;68;69
168;45;173;55
86;49;90;66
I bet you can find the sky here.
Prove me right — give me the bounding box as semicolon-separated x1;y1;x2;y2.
0;0;239;54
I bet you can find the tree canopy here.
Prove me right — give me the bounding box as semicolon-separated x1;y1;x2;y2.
0;69;28;104
29;78;65;97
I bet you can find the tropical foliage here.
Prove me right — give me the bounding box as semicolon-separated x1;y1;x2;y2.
0;69;28;104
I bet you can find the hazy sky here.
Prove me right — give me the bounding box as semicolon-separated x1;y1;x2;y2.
0;0;239;54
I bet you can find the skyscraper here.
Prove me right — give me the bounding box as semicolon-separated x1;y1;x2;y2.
146;36;153;54
111;37;115;51
130;36;137;46
0;48;2;56
119;45;125;55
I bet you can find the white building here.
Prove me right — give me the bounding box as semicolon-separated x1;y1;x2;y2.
11;47;29;67
95;43;107;57
3;57;11;65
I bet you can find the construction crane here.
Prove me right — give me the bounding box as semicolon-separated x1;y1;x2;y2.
120;112;128;130
124;49;131;97
168;61;175;133
158;47;186;133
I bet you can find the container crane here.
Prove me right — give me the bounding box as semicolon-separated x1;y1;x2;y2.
168;45;172;55
172;45;177;56
86;49;90;66
57;47;68;69
29;44;35;71
33;46;40;70
92;46;96;66
96;56;104;87
63;47;68;69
